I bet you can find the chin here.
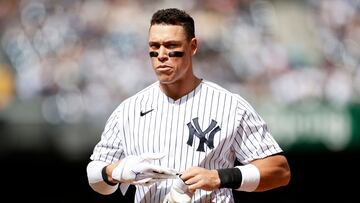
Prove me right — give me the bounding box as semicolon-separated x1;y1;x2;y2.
159;80;173;85
157;76;173;84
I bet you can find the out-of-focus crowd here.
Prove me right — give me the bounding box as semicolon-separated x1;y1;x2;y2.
1;0;360;125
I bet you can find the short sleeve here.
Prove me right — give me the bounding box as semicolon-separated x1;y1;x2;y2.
90;106;126;164
232;105;283;164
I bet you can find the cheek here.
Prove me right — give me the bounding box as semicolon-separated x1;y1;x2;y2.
176;57;189;67
150;58;157;67
170;59;183;70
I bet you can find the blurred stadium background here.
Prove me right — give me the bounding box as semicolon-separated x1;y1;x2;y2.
0;0;359;202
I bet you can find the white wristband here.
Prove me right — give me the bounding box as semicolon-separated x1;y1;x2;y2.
235;164;260;192
86;160;119;195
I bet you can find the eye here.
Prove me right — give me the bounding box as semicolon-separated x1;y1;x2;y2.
149;43;160;49
166;44;178;49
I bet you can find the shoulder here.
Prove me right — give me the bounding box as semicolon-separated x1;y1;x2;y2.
202;80;261;116
112;81;159;113
201;80;254;111
202;80;238;97
126;81;158;101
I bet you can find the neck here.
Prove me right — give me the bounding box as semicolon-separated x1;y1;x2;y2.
160;76;202;100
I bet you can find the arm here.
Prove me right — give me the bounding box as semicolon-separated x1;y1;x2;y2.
180;154;290;192
173;102;291;193
86;109;124;195
250;154;290;192
86;160;119;195
88;153;179;195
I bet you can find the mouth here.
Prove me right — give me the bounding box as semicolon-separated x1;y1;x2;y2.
156;65;172;72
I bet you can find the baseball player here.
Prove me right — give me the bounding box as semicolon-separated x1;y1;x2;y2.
86;8;291;203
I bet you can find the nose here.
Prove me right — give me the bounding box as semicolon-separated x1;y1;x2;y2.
158;46;168;62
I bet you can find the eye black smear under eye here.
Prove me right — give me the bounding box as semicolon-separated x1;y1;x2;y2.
168;51;184;57
149;51;184;57
149;51;158;57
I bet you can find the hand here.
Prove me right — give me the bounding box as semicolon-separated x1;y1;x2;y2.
111;153;178;185
163;176;193;203
180;166;221;191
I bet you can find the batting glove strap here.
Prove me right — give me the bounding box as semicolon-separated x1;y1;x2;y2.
102;166;118;186
217;168;242;189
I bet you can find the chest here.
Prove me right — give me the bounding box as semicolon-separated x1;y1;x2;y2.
123;101;239;168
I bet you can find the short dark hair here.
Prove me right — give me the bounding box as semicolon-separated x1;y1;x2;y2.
150;8;195;41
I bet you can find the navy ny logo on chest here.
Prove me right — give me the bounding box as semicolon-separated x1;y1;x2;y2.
186;117;221;152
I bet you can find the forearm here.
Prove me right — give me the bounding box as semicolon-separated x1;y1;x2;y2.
218;160;289;192
251;155;291;192
181;154;290;193
217;164;260;192
86;160;119;195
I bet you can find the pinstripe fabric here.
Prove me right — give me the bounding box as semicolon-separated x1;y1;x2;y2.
90;80;283;203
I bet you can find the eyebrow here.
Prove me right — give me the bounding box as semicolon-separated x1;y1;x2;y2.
148;40;182;46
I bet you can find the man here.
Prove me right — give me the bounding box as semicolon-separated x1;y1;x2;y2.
86;8;290;203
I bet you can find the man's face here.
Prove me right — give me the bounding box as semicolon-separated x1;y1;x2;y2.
148;24;197;85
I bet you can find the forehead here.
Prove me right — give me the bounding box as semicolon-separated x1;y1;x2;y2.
149;24;187;42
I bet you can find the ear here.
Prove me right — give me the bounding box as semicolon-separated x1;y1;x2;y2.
190;38;198;56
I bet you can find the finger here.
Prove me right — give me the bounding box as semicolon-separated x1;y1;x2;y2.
149;164;179;175
133;178;166;186
184;176;199;186
131;164;176;181
132;177;152;185
140;152;166;160
136;171;178;180
187;181;203;191
179;171;195;182
185;178;211;191
138;163;178;175
151;173;178;179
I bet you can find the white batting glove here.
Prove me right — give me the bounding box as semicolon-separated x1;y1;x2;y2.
112;153;178;186
163;176;193;203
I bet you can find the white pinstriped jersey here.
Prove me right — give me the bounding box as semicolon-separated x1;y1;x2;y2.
90;80;283;203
